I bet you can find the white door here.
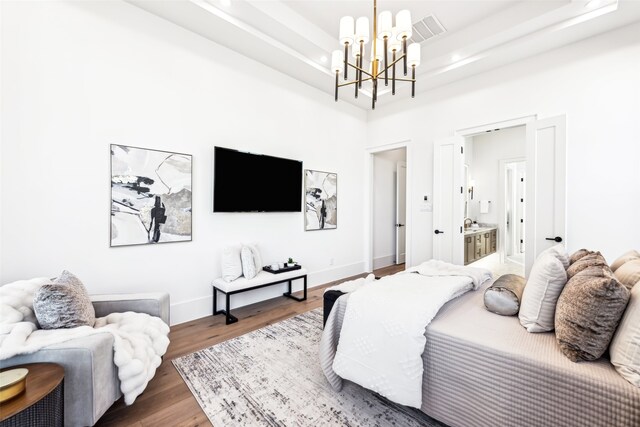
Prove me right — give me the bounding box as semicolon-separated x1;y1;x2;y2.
395;161;407;264
433;136;465;264
525;115;567;276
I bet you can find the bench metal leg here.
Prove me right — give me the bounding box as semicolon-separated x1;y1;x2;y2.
213;288;238;325
283;276;307;302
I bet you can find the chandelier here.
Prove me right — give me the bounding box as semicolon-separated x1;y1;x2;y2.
331;0;420;110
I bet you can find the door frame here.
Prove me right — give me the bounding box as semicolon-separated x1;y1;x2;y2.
454;115;537;267
498;157;526;264
395;160;407;264
365;140;412;272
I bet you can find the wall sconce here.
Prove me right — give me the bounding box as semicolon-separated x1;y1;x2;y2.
469;179;475;200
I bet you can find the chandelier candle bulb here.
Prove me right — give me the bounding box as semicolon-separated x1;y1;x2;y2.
389;27;401;53
407;43;421;67
339;16;355;45
395;10;413;39
331;50;343;73
377;11;393;39
339;16;354;80
355;17;370;44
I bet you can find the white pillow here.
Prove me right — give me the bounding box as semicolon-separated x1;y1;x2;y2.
539;243;570;269
221;245;242;282
242;243;263;270
610;283;640;387
519;253;568;332
241;246;257;280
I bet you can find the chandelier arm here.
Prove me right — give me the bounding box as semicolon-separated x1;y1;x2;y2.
402;36;408;76
379;54;405;73
346;62;374;78
358;41;364;88
411;65;416;98
355;54;359;98
343;43;349;80
384;37;388;86
393;78;416;83
338;77;373;88
392;50;396;95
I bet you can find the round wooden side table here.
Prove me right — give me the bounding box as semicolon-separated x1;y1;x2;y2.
0;363;64;427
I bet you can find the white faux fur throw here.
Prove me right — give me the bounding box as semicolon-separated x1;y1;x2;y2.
0;278;170;405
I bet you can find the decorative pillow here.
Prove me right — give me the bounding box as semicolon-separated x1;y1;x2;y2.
484;274;526;316
519;253;568;332
614;259;640;290
242;243;263;270
555;266;630;362
539;244;570;269
566;252;607;279
610;283;640;387
569;248;592;265
33;270;96;329
221;245;242;282
240;246;257;280
611;249;640;272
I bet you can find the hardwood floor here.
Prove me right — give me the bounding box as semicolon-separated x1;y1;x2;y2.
97;263;405;426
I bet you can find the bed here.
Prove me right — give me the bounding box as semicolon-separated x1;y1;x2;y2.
322;278;640;427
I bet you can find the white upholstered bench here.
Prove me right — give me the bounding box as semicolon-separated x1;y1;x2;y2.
212;267;308;324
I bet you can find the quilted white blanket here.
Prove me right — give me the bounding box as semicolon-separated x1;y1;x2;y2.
331;260;491;408
0;278;170;405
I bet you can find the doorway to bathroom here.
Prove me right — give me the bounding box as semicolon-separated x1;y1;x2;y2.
463;126;526;276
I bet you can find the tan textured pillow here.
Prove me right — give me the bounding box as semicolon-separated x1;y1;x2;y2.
555;266;630;362
33;270;96;329
611;249;640;272
610;283;640;387
566;252;607;279
614;259;640;290
519;254;567;332
569;248;592;265
484;274;526;316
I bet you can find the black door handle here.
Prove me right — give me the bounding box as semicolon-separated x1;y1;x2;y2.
434;229;444;234
545;236;563;243
395;223;405;227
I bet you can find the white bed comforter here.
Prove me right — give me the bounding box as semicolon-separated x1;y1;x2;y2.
330;260;491;408
0;278;170;405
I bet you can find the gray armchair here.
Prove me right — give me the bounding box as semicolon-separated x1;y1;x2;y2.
2;293;170;427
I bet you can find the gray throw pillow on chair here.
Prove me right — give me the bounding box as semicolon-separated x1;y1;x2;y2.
33;270;96;329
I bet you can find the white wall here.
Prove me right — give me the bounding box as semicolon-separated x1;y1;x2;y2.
467;126;526;224
0;1;368;324
373;148;406;269
367;23;640;265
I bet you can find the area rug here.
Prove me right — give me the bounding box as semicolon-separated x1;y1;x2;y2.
172;308;444;426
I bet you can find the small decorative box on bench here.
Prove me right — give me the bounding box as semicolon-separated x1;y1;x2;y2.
263;264;301;274
212;267;308;325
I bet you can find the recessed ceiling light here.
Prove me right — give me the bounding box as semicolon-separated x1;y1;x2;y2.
220;0;231;7
320;55;328;63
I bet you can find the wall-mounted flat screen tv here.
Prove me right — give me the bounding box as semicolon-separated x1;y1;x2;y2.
213;147;303;212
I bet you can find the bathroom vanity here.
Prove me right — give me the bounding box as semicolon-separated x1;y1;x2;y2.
464;227;497;265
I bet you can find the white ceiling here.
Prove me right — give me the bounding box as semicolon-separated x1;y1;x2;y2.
128;0;640;110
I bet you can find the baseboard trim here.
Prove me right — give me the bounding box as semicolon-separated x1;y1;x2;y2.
373;254;396;270
170;262;366;325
